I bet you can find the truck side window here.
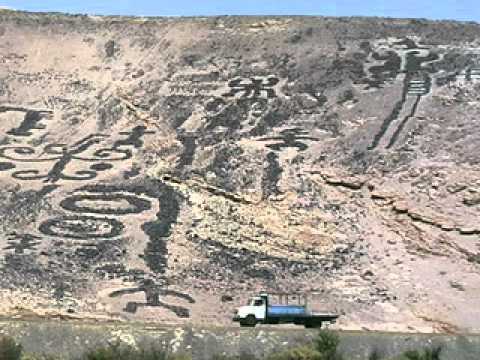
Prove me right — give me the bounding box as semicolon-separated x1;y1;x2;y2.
253;299;263;306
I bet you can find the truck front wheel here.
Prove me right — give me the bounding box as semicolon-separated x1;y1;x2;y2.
240;315;257;327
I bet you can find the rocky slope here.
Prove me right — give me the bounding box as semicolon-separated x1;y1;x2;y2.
0;10;479;333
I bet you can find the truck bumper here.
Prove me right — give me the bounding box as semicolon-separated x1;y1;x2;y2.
232;315;241;322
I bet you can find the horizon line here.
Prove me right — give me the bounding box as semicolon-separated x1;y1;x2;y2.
1;8;479;25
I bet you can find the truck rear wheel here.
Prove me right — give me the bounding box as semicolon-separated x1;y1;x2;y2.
240;315;256;327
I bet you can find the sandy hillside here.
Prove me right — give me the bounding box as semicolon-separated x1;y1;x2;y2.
0;10;479;333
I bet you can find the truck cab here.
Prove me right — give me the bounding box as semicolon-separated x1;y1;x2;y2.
236;295;268;323
233;292;339;328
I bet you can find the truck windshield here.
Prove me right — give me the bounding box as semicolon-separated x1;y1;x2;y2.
249;298;263;306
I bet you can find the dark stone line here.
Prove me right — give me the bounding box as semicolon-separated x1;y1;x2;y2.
176;132;197;168
0;162;15;171
204;97;227;117
122;300;191;317
60;193;151;215
72;180;182;275
123;166;141;180
104;39;118;58
387;95;422;149
368;76;410;150
7;110;52;137
204;100;242;132
142;184;179;274
261;152;283;200
0;128;147;183
114;126;154;149
362;50;402;89
364;40;442;150
94;263;127;275
4;233;41;254
369;75;430;150
90;162;113;171
261;128;317;152
223;77;279;99
109;278;194;317
38;185;59;196
39;215;125;240
404;50;439;74
394;38;428;50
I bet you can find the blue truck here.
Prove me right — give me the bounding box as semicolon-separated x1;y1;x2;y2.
232;292;339;328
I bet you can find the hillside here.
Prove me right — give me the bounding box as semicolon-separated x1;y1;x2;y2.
0;10;479;333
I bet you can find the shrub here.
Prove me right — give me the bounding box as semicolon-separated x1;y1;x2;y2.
83;342;125;360
267;345;322;360
22;355;59;360
314;330;343;360
368;348;384;360
210;355;233;360
211;352;256;360
238;352;257;360
401;347;442;360
82;343;188;360
0;336;22;360
265;331;344;360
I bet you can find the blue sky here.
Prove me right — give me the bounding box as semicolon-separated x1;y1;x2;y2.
0;1;478;22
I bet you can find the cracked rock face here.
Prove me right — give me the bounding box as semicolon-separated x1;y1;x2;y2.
0;10;479;333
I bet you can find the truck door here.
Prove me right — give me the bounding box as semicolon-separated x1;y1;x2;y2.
253;298;266;320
